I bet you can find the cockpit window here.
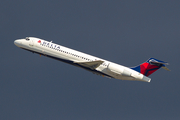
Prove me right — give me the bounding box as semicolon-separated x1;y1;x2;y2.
25;37;30;40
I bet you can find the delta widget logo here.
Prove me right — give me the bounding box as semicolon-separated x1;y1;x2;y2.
38;40;41;43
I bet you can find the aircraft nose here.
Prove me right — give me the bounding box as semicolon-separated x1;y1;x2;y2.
14;39;22;47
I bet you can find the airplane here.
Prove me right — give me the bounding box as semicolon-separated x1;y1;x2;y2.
14;37;170;82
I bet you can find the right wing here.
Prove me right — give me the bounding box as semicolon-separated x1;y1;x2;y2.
74;60;104;70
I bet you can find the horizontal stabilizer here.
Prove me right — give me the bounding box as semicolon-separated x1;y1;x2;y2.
74;60;104;70
148;58;170;71
148;58;169;65
162;66;171;71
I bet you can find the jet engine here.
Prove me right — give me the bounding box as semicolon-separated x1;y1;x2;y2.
107;63;132;77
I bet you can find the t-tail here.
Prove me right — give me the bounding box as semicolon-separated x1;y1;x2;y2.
131;58;170;77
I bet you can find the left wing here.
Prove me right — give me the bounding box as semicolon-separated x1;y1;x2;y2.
74;60;104;70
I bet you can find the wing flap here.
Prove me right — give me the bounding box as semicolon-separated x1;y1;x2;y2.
74;60;104;70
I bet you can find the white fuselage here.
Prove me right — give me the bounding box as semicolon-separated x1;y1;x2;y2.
14;37;151;82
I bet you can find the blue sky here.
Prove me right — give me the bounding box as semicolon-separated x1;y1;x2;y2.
0;0;179;120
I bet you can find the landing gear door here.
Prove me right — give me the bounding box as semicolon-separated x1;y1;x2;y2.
29;39;34;47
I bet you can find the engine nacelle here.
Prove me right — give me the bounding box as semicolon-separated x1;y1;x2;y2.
107;63;131;76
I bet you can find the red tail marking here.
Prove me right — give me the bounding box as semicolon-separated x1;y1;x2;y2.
140;63;160;76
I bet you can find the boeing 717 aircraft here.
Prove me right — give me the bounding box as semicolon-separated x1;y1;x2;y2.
14;37;170;82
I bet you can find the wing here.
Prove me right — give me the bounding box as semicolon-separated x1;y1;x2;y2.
74;60;104;70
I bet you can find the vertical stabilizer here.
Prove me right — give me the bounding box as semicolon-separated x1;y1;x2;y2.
131;58;170;76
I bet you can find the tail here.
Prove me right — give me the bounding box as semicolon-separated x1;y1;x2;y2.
131;58;170;77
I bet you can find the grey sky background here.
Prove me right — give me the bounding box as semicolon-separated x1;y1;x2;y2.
0;0;179;120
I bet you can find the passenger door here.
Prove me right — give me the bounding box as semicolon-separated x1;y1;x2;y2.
29;39;34;47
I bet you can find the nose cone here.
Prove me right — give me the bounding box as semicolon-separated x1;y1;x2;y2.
14;39;22;47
